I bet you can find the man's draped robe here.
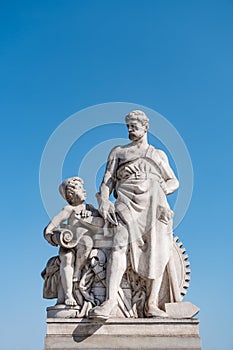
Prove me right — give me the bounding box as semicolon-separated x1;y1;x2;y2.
114;145;174;280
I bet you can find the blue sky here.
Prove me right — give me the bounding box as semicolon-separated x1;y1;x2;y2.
1;1;233;349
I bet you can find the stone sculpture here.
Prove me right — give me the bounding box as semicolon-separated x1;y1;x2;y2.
42;176;105;316
89;110;182;319
42;110;201;350
42;110;197;320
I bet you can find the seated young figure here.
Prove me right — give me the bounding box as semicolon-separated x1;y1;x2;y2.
44;177;100;306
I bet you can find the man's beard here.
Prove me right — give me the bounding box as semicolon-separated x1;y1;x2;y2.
129;133;136;140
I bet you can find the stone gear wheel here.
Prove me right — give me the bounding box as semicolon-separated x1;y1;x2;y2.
158;235;191;308
173;235;191;296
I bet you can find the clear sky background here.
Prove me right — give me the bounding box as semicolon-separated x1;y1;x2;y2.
1;1;233;349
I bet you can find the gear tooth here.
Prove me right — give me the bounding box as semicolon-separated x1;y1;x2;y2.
185;275;191;281
178;241;183;248
183;254;189;260
174;236;179;242
181;289;187;296
183;282;190;289
185;261;190;267
181;247;186;254
186;268;191;274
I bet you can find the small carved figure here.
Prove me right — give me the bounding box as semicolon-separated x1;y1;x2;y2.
43;177;99;306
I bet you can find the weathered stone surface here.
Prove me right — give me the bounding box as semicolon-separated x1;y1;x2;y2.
165;302;200;318
42;110;202;348
90;110;182;319
44;317;202;350
47;304;81;318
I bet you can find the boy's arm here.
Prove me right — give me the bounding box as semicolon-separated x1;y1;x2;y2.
44;206;72;246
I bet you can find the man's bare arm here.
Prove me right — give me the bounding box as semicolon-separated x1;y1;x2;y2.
99;170;115;200
97;147;119;224
158;150;179;195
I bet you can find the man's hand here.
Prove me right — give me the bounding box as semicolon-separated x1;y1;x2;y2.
98;199;118;225
157;205;174;225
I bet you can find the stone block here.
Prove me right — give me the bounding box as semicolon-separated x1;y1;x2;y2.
44;317;202;350
165;302;200;319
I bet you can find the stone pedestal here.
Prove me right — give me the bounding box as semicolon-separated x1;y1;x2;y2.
44;317;202;350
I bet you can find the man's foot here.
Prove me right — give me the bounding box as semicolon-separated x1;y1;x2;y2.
64;295;77;306
145;304;168;318
88;299;116;320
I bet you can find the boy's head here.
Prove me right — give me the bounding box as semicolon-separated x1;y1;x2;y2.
59;177;86;205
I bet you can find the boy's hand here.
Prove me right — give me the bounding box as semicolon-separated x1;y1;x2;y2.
44;230;58;247
80;209;92;218
75;209;92;219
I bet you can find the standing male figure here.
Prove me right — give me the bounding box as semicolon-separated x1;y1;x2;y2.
89;110;180;319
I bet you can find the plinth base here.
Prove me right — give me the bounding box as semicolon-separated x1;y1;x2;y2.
44;317;202;350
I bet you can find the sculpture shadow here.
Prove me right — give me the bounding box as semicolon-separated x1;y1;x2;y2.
72;317;106;343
